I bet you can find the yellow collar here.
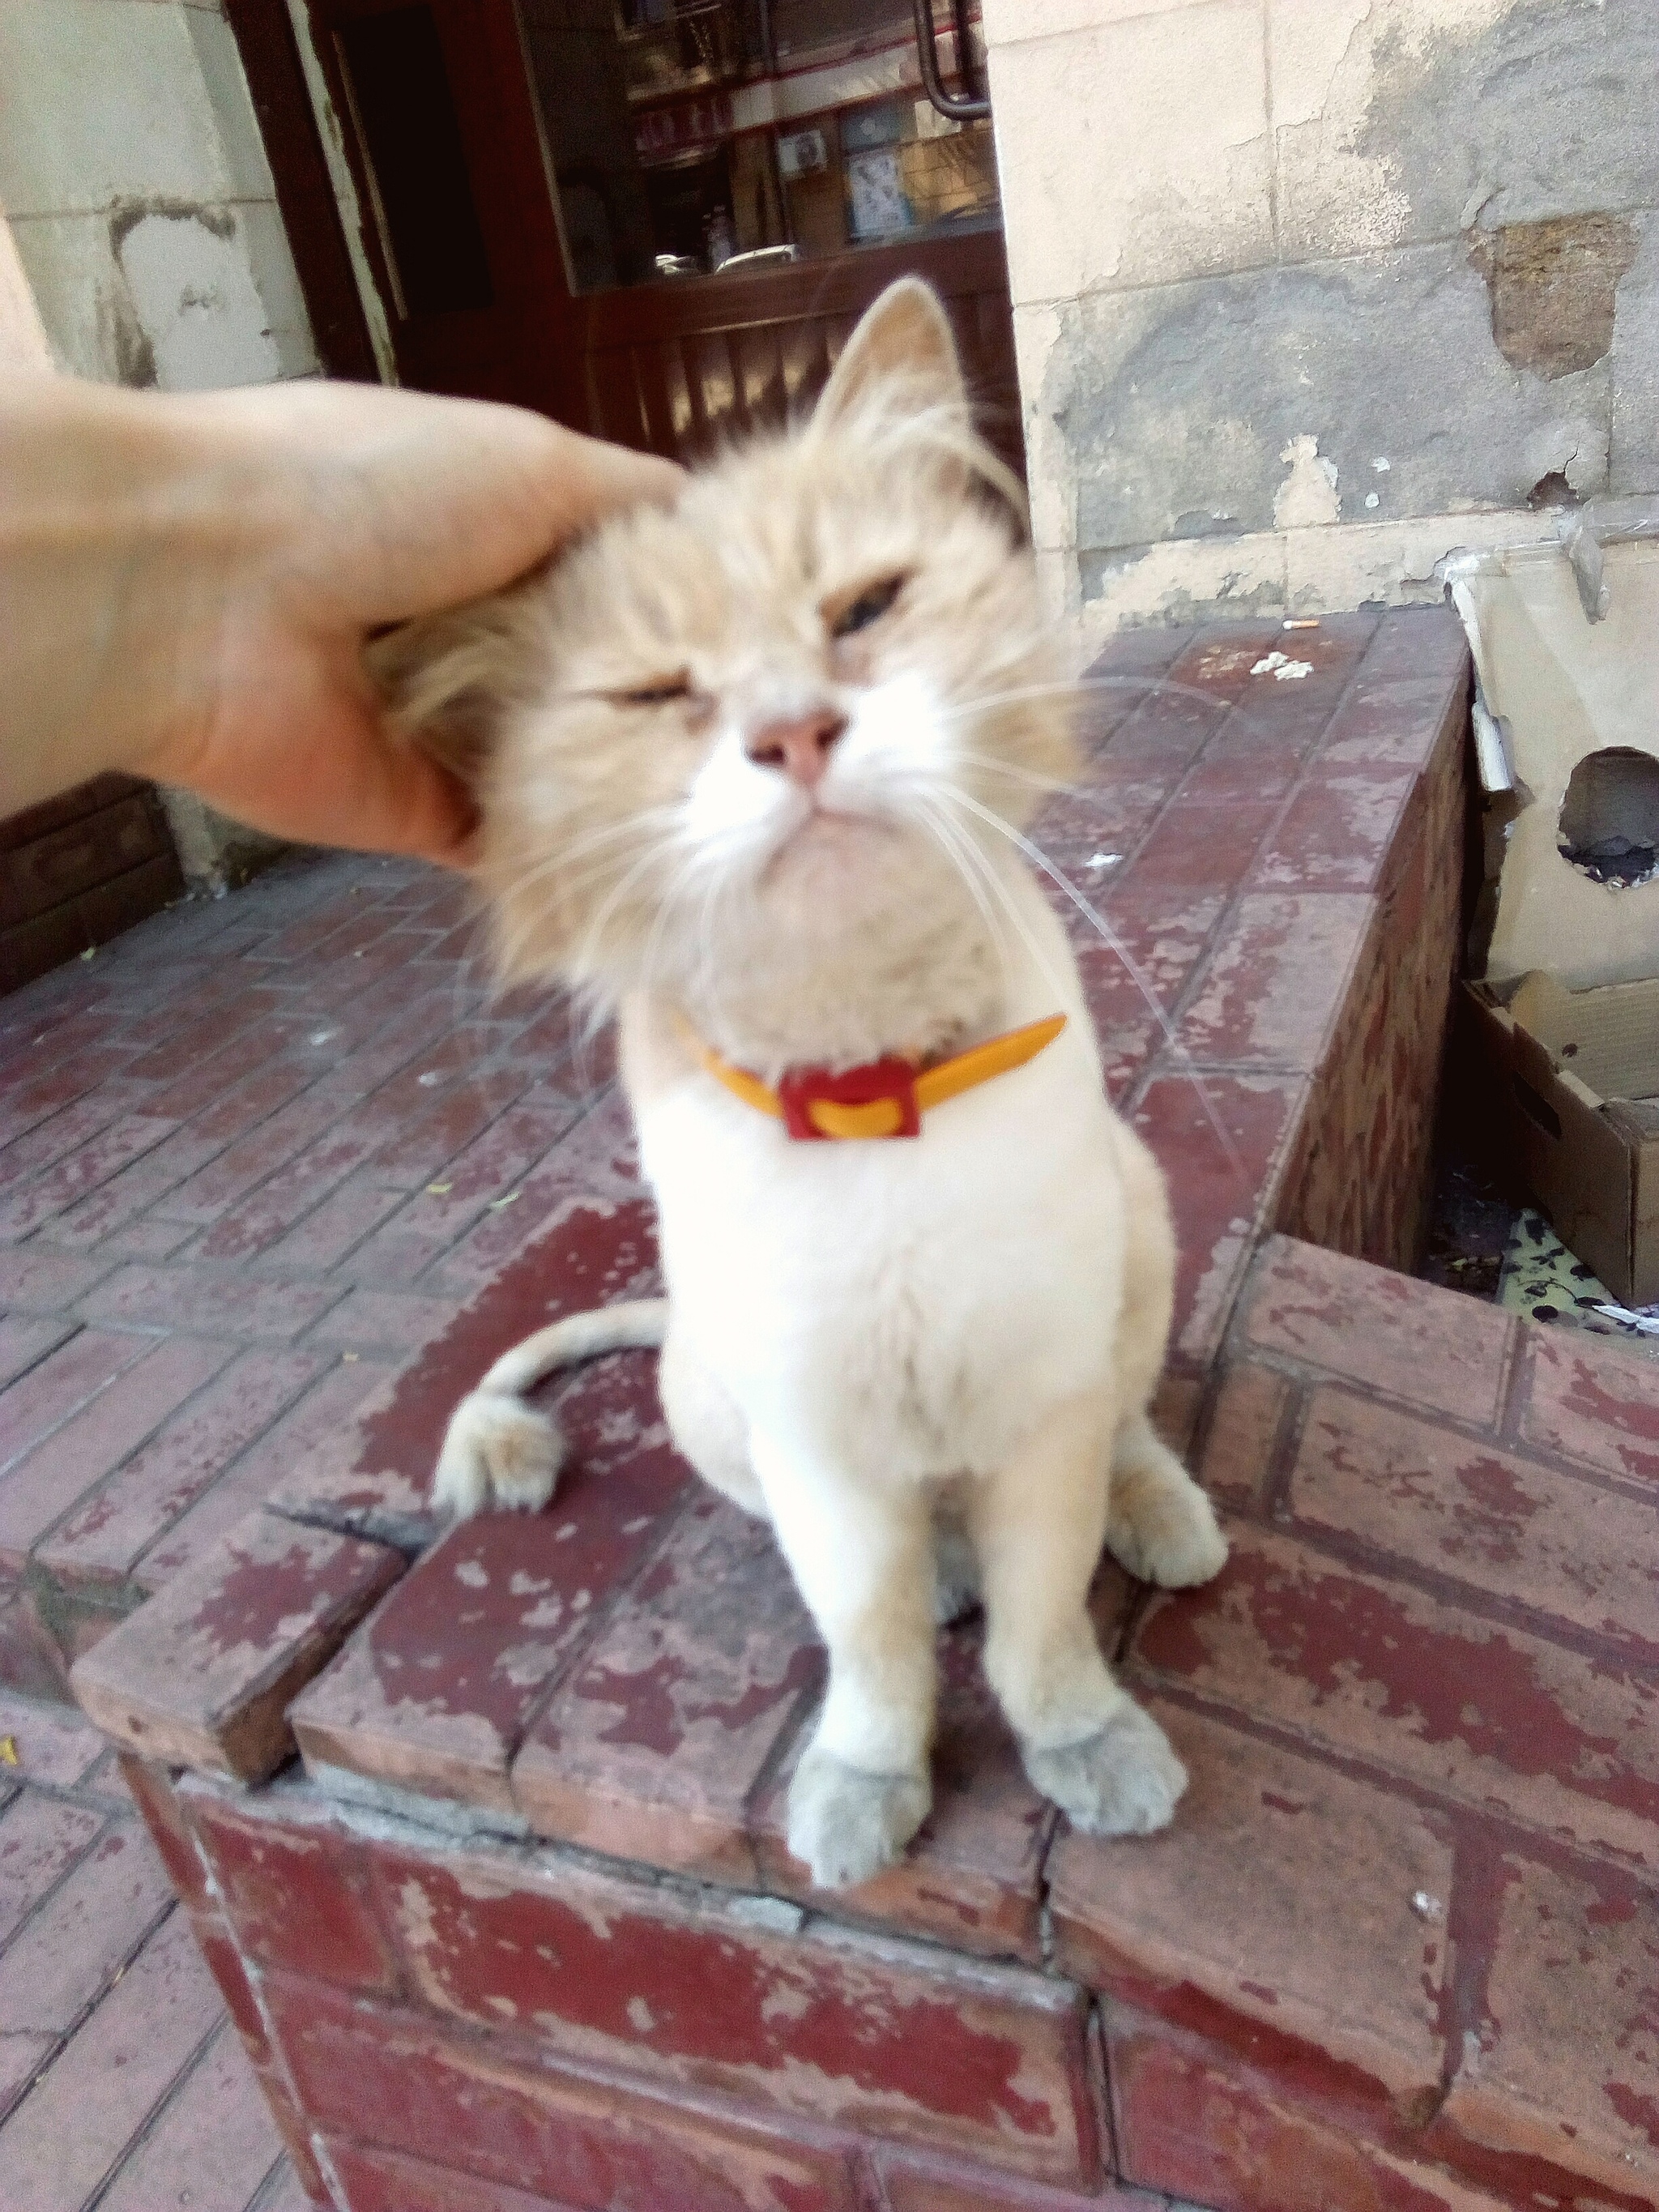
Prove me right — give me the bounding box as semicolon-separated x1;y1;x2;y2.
693;1014;1068;1142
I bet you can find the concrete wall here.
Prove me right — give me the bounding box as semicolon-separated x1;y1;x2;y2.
986;0;1659;638
0;0;318;391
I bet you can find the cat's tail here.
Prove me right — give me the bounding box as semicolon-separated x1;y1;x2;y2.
432;1299;667;1520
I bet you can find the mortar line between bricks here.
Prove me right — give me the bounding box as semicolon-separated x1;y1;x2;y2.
1256;1373;1309;1522
1129;1676;1659;1891
244;2150;297;2212
1233;1500;1659;1677
75;1984;229;2212
1227;1340;1659;1508
0;1329;159;1480
0;1800;121;1969
23;1343;331;1582
1495;1322;1534;1447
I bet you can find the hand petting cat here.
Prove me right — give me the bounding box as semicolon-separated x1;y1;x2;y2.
0;373;678;862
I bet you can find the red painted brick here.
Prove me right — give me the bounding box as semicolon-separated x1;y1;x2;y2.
1520;1325;1659;1488
1121;800;1281;898
92;1211;198;1261
0;1910;224;2209
0;2029;49;2122
1252;767;1422;895
0;1684;109;1783
296;1359;687;1813
350;1083;595;1281
37;1345;325;1584
96;2018;287;2212
373;1829;1096;2184
0;1334;234;1567
71;1512;405;1780
139;1356;394;1591
77;1263;346;1341
1050;1700;1451;2112
1289;1386;1659;1659
181;1778;399;1993
1133;1525;1659;1871
1108;2015;1508;2212
1243;1237;1516;1426
322;2141;580;2212
0;1791;103;1943
1175;892;1376;1073
266;1976;864;2212
514;1489;813;1877
0;1245;108;1313
432;1095;646;1294
0;1326;150;1472
151;1083;366;1225
0;1111;179;1237
119;1753;213;1911
182;1907;339;2203
1431;1851;1659;2205
309;1288;461;1352
1132;1070;1308;1368
0;1818;174;2032
0;1313;73;1394
879;2154;1162;2211
1200;1362;1288;1515
253;1167;407;1272
0;1089;134;1189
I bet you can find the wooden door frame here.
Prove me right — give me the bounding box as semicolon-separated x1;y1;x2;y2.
222;0;382;381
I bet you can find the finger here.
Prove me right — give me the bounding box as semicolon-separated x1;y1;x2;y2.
177;702;481;868
197;384;681;628
356;408;682;625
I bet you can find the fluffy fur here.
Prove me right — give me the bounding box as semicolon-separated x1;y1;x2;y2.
376;280;1227;1889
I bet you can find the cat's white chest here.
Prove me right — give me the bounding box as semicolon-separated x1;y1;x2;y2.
633;1027;1125;1481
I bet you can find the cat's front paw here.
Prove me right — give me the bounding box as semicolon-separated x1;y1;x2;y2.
1024;1699;1187;1837
787;1744;930;1889
433;1390;565;1519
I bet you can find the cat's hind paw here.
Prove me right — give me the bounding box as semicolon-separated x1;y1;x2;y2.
433;1390;565;1519
1024;1699;1187;1837
787;1744;930;1890
1107;1435;1229;1590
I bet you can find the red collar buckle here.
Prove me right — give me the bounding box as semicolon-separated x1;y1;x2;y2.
775;1056;922;1142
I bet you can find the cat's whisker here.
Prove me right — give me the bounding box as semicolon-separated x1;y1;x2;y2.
944;791;1249;1186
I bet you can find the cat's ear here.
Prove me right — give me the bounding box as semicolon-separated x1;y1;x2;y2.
815;278;966;429
365;582;544;791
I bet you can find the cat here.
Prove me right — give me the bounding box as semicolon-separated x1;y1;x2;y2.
372;278;1228;1890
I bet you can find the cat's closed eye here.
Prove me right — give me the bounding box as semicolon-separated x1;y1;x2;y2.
613;675;692;707
830;575;906;638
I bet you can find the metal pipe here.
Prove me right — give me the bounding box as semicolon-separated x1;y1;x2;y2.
911;0;989;121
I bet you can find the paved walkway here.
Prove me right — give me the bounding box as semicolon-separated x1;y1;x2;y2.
0;849;522;2212
0;1685;302;2210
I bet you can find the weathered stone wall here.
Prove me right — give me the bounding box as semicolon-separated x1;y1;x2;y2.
986;0;1659;638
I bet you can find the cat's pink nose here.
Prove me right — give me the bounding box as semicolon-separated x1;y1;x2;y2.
745;709;847;788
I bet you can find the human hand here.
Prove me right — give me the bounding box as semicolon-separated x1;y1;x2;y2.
0;378;680;865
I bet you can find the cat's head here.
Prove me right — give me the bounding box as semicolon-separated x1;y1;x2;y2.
373;280;1074;1063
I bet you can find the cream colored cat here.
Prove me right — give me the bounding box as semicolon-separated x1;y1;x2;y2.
374;280;1227;1890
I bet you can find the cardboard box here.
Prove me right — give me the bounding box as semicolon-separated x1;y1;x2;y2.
1449;535;1659;990
1464;969;1659;1304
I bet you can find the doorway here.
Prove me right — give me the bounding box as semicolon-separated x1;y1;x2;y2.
292;0;1021;469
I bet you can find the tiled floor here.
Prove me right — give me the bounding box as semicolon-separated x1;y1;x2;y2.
0;1686;300;2211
